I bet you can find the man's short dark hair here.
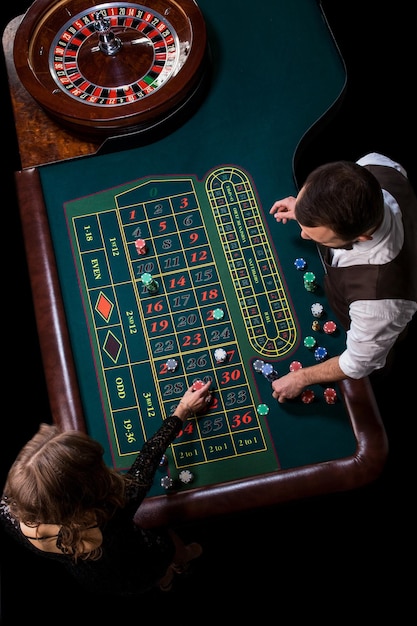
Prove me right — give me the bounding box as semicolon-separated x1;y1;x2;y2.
295;161;384;240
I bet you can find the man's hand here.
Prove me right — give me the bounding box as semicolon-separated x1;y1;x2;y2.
271;357;347;403
269;196;297;224
271;370;305;403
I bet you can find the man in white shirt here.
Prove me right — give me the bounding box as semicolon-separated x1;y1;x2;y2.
269;153;417;402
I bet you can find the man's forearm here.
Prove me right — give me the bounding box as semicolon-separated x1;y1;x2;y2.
298;356;347;386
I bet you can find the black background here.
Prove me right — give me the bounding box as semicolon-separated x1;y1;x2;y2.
1;1;416;621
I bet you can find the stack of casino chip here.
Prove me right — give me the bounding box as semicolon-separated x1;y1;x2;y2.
303;271;316;292
324;388;337;404
261;362;279;382
311;302;324;318
141;272;159;293
134;238;147;255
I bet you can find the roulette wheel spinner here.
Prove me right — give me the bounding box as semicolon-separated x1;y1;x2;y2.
13;0;209;139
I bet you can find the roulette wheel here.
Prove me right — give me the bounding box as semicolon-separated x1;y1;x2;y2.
13;0;209;139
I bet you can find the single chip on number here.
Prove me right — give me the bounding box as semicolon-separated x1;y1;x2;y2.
135;238;147;255
214;348;227;363
213;307;225;320
166;358;178;372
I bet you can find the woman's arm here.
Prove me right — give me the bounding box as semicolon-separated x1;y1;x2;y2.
125;381;212;502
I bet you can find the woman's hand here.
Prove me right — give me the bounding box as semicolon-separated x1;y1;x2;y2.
175;380;212;421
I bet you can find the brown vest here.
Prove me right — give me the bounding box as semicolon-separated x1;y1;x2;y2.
320;165;417;330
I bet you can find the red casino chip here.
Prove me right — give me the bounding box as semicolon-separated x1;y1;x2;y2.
324;388;337;404
323;320;337;334
301;389;315;404
135;238;147;255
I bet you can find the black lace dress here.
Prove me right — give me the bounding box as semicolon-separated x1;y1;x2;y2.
0;415;183;597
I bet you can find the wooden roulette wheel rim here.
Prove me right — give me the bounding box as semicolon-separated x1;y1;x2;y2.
13;0;208;138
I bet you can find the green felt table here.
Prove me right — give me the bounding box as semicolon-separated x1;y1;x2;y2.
12;0;387;527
